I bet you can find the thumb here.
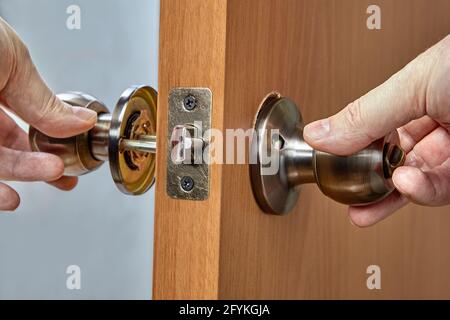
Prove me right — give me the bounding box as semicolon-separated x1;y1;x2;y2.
303;37;443;156
0;21;96;138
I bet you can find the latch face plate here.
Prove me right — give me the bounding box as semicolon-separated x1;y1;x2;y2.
167;88;212;200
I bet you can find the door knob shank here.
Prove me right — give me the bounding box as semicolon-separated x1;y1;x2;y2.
250;93;405;215
29;85;158;195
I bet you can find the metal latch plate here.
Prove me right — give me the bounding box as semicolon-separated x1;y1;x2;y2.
166;88;212;200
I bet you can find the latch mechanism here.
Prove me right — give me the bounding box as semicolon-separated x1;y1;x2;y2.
166;88;212;201
170;124;204;165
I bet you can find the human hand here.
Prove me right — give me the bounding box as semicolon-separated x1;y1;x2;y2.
303;35;450;227
0;18;97;211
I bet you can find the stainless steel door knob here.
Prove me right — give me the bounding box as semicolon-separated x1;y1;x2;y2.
29;85;157;195
250;92;406;215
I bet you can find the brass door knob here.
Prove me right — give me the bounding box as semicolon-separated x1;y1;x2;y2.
29;85;157;195
250;93;406;215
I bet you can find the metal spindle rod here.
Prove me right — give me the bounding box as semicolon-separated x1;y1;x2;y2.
120;134;157;153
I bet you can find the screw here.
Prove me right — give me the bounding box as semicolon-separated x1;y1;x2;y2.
183;95;197;111
180;176;194;192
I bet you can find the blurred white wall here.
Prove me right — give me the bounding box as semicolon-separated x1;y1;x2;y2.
0;0;159;299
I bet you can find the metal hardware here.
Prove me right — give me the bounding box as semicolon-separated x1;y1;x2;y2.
180;176;195;192
120;134;156;153
250;92;406;215
183;95;197;111
170;124;204;165
167;88;212;200
29;92;109;177
29;85;158;195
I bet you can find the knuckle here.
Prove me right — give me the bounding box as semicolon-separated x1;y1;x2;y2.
428;177;440;205
10;151;23;179
342;99;378;143
426;36;450;121
34;94;62;127
436;35;450;78
407;150;428;171
43;94;60;114
430;170;450;206
1;120;19;148
344;99;365;130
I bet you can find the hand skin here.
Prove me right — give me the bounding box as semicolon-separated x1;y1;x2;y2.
0;18;97;211
303;35;450;228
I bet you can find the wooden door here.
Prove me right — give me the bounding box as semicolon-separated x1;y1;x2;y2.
153;0;450;299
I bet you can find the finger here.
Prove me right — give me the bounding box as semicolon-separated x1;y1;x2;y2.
0;146;64;182
0;20;97;138
397;116;439;153
0;182;20;211
393;162;450;206
0;19;14;91
350;126;450;227
348;191;409;227
0;107;30;150
48;176;78;191
426;35;450;130
407;126;450;170
0;108;77;190
303;36;447;155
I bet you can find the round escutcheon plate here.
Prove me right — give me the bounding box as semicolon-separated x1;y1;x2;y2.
109;85;158;195
250;92;304;215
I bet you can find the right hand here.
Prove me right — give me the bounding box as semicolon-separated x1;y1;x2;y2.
303;35;450;227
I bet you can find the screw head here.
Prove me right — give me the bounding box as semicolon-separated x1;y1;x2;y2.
183;95;197;111
180;176;194;192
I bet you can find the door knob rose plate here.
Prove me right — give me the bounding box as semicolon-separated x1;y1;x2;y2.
109;86;157;195
250;92;406;215
29;85;157;195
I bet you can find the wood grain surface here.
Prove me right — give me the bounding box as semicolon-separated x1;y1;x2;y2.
154;0;450;299
152;0;227;299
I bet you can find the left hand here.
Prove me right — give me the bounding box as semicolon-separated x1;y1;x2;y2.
0;17;97;211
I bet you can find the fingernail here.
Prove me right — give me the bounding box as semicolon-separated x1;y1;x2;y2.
72;107;97;122
304;119;330;141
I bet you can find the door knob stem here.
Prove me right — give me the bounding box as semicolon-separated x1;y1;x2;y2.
282;132;316;186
